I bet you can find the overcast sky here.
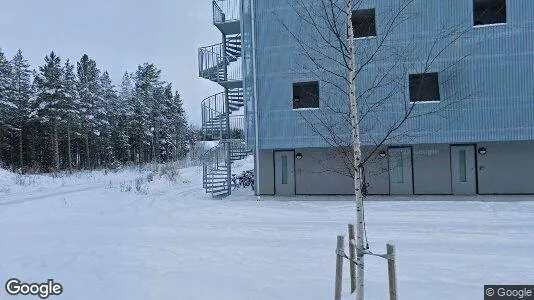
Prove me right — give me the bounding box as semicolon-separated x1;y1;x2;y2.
0;0;224;125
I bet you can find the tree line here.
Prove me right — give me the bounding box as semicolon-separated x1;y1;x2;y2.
0;48;196;173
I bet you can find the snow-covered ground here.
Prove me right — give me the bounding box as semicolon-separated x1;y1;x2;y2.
1;157;533;300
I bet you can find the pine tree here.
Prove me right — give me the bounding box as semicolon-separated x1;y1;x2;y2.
99;71;116;165
116;72;134;163
0;49;14;166
132;63;163;163
158;85;175;161
77;54;101;169
31;51;65;171
172;91;189;160
1;48;192;171
62;59;80;171
160;89;189;161
10;50;32;171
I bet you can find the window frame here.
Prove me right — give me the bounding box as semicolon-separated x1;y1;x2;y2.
351;8;377;39
292;81;320;110
408;72;441;104
473;0;507;27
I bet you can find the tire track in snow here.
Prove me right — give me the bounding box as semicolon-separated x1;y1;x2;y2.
0;186;99;207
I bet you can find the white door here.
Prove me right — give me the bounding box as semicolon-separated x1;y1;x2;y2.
274;151;295;196
451;145;477;195
388;147;413;195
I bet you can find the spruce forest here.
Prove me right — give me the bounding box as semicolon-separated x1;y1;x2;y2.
0;48;196;173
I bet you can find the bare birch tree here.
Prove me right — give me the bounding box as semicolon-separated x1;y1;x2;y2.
276;0;473;298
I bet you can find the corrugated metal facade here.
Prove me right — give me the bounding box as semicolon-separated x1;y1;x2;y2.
243;0;534;149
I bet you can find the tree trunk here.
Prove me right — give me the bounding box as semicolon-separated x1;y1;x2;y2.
19;130;23;173
97;143;101;168
30;134;36;171
175;136;179;161
139;136;143;164
152;137;156;163
67;124;72;173
75;146;79;169
347;1;365;299
0;126;3;167
85;133;91;170
53;122;60;172
10;136;14;170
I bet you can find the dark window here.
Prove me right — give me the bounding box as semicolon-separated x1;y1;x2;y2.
351;9;377;38
293;81;319;109
474;0;506;26
409;73;440;102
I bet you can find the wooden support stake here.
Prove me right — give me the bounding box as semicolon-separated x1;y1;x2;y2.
348;224;357;294
387;244;398;300
334;235;344;300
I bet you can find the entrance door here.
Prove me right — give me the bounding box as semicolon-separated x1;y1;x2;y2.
388;147;413;195
274;151;295;196
451;145;477;195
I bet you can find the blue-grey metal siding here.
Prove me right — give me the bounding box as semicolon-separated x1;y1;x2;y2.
243;0;534;149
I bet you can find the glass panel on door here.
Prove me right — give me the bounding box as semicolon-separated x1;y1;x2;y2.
459;150;467;183
281;155;288;184
395;155;404;183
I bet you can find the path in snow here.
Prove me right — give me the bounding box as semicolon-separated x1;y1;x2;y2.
0;162;533;300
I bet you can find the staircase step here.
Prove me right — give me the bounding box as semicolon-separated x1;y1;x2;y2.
231;151;249;154
206;176;228;180
228;105;243;110
204;122;227;126
206;184;228;189
211;189;230;197
206;172;228;180
203;126;228;129
207;184;229;191
231;157;247;161
204;122;226;125
207;171;228;175
204;120;227;124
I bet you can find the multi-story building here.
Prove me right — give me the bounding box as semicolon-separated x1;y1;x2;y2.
201;0;534;197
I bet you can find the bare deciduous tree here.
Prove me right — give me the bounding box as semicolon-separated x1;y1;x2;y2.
275;0;474;298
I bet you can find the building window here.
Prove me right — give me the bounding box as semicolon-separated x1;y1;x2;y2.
474;0;506;26
409;72;440;102
352;9;377;38
293;81;319;109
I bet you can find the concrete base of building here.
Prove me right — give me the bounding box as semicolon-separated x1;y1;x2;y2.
256;140;534;196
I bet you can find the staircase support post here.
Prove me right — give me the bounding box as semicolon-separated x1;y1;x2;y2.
224;89;231;140
226;141;232;196
222;34;228;82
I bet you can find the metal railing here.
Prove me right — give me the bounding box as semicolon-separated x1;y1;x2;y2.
201;90;245;139
198;43;224;80
213;0;241;24
198;43;242;84
202;142;230;194
200;116;248;196
201;92;228;140
228;115;245;139
225;55;242;82
228;139;250;156
201;139;250;193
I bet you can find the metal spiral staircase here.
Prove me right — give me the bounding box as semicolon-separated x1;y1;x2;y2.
198;0;250;197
